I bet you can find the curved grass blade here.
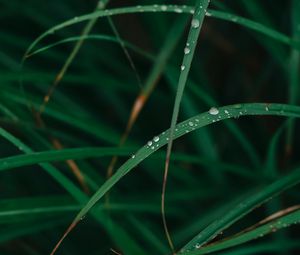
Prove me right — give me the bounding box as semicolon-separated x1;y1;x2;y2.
174;73;260;168
180;206;300;255
50;103;300;254
163;1;211;251
180;163;300;252
23;5;299;58
26;34;153;60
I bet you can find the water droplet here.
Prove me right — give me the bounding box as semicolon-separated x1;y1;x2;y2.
191;19;200;28
224;110;229;114
151;146;155;149
265;106;269;111
74;16;79;21
175;8;183;13
161;5;167;11
209;107;219;115
190;9;195;14
184;47;190;54
153;136;159;142
181;65;185;71
188;121;194;126
195;243;201;249
131;154;135;159
206;11;212;17
147;141;152;146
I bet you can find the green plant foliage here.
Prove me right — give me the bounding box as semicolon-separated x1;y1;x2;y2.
0;1;300;255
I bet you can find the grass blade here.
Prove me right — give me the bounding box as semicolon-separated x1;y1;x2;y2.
180;206;300;254
0;147;134;171
163;1;211;251
49;103;300;253
23;5;299;58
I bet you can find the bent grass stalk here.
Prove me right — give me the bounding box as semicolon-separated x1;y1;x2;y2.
163;0;210;251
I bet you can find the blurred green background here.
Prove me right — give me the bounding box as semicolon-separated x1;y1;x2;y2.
0;0;299;254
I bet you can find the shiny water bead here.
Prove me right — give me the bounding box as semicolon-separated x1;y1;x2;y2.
209;107;219;115
191;19;200;28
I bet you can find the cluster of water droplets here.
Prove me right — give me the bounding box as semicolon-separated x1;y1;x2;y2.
146;135;162;150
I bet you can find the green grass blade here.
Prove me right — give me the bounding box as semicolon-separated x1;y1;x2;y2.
23;5;299;58
0;146;253;180
0;147;133;171
1;90;122;144
180;169;300;252
0;128;146;254
27;34;153;60
0;127;86;202
181;207;300;254
163;1;211;250
187;81;260;168
53;103;300;251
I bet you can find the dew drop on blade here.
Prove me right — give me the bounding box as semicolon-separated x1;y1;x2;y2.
209;107;219;115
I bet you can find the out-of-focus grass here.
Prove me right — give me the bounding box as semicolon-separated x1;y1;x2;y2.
0;0;299;255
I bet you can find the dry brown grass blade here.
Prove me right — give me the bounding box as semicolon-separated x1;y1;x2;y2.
34;111;90;193
243;204;300;231
104;15;189;180
33;1;113;196
106;93;147;180
52;138;90;194
50;221;78;255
